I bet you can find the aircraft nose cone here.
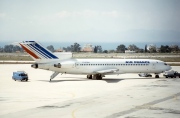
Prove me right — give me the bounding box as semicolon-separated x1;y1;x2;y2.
167;66;172;71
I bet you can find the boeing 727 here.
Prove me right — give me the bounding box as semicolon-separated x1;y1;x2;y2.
19;41;171;81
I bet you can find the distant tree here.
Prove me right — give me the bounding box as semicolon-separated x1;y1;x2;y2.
47;45;55;52
160;45;171;53
71;43;81;52
103;50;108;53
63;46;72;52
94;45;102;53
97;45;102;53
165;45;171;53
170;45;179;53
145;45;147;53
116;44;126;53
0;47;2;52
94;46;98;53
2;45;22;53
13;45;23;52
67;46;72;52
62;47;66;52
4;45;13;52
109;50;116;53
138;49;144;53
128;44;139;52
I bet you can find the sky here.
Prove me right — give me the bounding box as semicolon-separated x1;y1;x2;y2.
0;0;180;44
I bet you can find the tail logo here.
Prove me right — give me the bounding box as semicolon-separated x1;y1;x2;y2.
20;41;58;59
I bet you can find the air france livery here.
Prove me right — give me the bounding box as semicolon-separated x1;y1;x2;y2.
19;41;171;81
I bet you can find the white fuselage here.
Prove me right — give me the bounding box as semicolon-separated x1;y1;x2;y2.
37;59;171;75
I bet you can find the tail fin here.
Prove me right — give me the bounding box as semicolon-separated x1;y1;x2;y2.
19;41;58;62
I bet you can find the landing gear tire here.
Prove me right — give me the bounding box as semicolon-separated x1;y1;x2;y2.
93;74;102;80
97;74;102;80
155;75;159;78
87;75;92;79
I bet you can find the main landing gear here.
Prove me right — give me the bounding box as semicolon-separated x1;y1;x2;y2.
87;74;103;80
87;75;92;79
155;74;159;78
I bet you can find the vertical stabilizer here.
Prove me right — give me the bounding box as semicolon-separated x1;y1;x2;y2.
19;41;58;62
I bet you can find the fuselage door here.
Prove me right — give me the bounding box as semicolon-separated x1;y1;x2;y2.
75;63;79;69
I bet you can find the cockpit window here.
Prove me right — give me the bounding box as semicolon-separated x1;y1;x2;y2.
164;63;167;65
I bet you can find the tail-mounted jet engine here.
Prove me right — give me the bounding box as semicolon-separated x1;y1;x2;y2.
31;63;38;69
54;61;75;68
54;63;61;68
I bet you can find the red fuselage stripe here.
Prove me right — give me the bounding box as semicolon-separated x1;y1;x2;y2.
20;44;40;59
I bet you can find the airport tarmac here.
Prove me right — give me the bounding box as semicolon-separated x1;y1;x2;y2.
0;64;180;118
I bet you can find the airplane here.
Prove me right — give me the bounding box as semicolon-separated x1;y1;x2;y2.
19;41;172;81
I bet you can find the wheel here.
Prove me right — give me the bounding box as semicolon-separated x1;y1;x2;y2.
26;79;28;81
87;75;92;79
155;75;159;78
97;74;102;80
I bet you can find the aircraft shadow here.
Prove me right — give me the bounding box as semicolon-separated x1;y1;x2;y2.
38;79;91;83
37;78;124;83
124;77;162;79
37;77;161;83
102;79;124;83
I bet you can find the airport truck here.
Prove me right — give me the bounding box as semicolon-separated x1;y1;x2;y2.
163;70;180;78
12;71;28;81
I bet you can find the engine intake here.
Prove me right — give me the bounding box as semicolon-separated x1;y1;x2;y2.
31;63;38;69
54;63;61;68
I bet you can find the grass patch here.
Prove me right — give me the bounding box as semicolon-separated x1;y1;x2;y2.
0;55;33;61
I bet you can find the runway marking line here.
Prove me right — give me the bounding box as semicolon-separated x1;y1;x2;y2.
71;102;93;118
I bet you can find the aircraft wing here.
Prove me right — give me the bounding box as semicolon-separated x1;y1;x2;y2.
94;69;119;74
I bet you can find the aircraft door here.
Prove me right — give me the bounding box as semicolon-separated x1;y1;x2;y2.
75;63;79;69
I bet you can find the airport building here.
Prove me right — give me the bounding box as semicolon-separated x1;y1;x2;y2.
125;50;135;53
81;44;94;52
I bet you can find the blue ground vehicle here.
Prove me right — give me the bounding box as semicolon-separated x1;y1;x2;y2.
12;71;28;81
